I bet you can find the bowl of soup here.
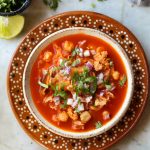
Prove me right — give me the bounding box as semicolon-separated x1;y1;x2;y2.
23;27;134;139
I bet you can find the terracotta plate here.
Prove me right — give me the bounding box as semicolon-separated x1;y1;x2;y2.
7;11;149;150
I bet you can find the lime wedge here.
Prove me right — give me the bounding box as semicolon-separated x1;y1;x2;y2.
0;15;24;39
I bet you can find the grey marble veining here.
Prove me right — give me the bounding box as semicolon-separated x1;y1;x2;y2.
0;0;150;149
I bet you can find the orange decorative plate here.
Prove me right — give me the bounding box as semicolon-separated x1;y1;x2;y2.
7;11;149;150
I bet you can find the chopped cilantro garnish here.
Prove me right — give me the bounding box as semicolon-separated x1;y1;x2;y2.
54;90;68;100
71;48;80;57
95;121;102;129
60;59;66;67
72;59;81;67
103;79;110;85
75;107;80;113
105;84;112;90
60;99;67;109
72;68;97;95
52;66;60;72
119;75;127;87
50;84;68;100
102;79;112;91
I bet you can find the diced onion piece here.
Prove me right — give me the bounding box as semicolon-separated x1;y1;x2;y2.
54;96;60;105
99;91;105;97
84;50;90;57
79;53;83;57
102;111;110;120
79;48;83;53
67;98;74;105
85;96;92;103
77;103;84;112
111;86;116;91
73;93;77;100
78;48;83;57
90;50;96;55
72;100;78;108
64;67;71;75
59;58;63;65
38;81;48;89
86;61;93;70
97;73;104;85
42;69;48;76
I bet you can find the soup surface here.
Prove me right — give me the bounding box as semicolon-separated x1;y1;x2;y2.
30;34;127;132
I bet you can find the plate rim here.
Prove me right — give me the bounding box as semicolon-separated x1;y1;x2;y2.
7;11;150;150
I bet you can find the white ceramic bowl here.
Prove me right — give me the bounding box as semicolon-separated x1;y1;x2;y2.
23;27;134;139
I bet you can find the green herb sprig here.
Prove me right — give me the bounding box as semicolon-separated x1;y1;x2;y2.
43;0;61;10
72;68;97;95
0;0;24;12
95;121;102;129
119;75;127;87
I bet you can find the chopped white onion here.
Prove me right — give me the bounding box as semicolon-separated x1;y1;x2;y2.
111;86;116;91
91;50;96;55
59;58;63;65
84;83;89;88
77;103;84;111
97;73;104;85
64;62;69;67
64;67;71;75
73;93;77;100
84;50;90;57
78;48;83;57
79;48;83;53
79;53;83;57
99;91;105;97
67;98;74;105
85;96;93;103
42;69;48;75
86;61;93;70
53;97;60;105
72;100;78;108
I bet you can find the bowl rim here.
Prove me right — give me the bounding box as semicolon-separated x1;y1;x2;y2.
0;0;31;16
23;27;134;139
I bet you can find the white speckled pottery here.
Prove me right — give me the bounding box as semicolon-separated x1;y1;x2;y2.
23;27;134;139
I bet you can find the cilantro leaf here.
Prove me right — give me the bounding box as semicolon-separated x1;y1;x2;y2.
60;99;67;109
119;75;127;87
72;69;97;95
95;121;102;129
50;84;68;100
72;59;81;67
105;84;112;90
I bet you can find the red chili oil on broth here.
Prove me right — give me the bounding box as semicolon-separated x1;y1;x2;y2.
30;34;127;132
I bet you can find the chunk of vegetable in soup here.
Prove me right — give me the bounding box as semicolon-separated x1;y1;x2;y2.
30;34;127;132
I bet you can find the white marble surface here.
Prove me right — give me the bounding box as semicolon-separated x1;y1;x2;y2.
0;0;150;149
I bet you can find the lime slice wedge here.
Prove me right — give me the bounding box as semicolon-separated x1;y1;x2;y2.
0;15;24;39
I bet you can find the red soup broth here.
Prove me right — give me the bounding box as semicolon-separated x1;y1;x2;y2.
30;34;127;132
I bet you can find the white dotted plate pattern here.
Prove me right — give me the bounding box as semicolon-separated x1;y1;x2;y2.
7;12;149;150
